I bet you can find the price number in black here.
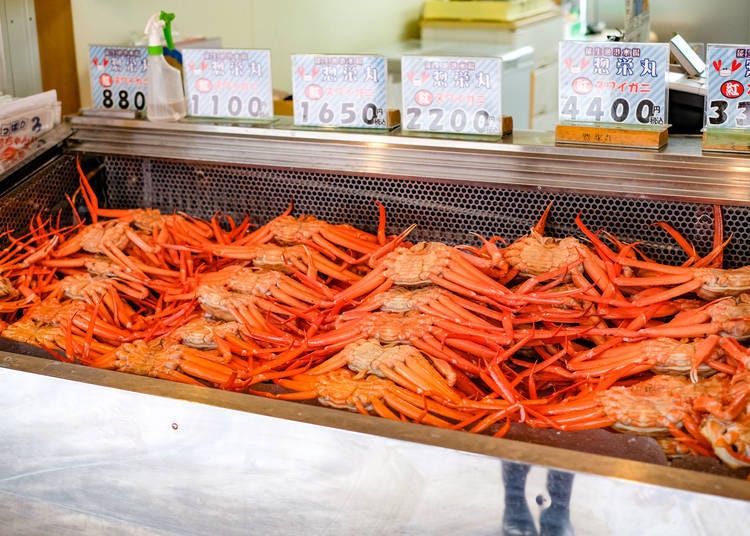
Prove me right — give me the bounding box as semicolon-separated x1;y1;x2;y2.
299;101;384;127
405;107;496;134
561;96;663;125
190;94;266;118
102;89;145;111
707;100;750;127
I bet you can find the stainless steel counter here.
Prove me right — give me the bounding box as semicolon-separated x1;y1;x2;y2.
1;117;748;533
2;353;749;535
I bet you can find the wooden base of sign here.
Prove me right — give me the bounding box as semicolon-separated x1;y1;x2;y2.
555;123;669;149
387;109;401;129
702;129;750;154
502;115;513;137
273;99;293;116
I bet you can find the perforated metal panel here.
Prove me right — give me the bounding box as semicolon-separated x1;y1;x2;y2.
0;154;79;236
2;153;749;269
100;155;750;268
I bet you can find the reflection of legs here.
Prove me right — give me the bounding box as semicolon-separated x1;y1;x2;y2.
501;462;537;536
539;470;574;536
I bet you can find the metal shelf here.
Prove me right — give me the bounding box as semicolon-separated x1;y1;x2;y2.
68;115;750;204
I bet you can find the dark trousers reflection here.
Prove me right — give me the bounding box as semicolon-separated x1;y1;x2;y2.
501;462;574;536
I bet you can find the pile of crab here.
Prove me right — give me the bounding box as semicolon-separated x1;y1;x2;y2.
0;160;748;474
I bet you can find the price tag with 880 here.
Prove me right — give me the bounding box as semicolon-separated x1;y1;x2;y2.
558;41;669;126
183;49;273;120
401;55;502;136
705;44;750;129
292;54;389;129
88;45;148;112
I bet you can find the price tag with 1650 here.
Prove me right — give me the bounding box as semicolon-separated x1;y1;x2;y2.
291;54;389;129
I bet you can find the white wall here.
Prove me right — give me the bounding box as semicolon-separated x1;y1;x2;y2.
592;0;750;44
69;0;750;109
71;0;424;108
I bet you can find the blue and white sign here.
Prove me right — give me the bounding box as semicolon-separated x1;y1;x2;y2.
401;55;502;135
558;41;669;126
291;54;389;129
88;45;148;112
183;49;273;120
705;44;750;129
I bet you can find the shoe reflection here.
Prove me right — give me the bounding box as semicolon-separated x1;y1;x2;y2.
501;462;575;536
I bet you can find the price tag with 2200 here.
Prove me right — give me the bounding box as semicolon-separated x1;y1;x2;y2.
401;55;503;136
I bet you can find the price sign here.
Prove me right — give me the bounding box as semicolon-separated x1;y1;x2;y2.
183;49;273;120
558;41;669;126
401;55;502;135
291;54;389;128
88;46;148;112
1;113;45;155
705;44;750;129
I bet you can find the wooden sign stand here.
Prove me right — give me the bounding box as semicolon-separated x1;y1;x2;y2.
555;123;669;149
502;115;513;137
386;109;401;129
702;129;750;154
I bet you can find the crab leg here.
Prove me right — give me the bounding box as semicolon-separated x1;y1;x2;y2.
308;341;463;404
223;332;287;359
210;244;361;282
229;303;296;345
179;348;237;385
272;371;478;428
566;337;725;380
155;368;209;386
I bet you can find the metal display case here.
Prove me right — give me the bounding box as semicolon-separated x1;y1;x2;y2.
1;117;749;535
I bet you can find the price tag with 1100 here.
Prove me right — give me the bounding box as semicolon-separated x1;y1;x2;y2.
183;49;273;120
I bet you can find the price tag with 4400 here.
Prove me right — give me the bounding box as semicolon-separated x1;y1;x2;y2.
558;41;669;126
292;54;389;129
88;46;147;112
705;44;750;129
401;55;503;136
